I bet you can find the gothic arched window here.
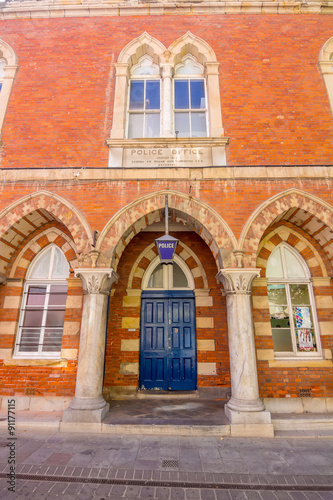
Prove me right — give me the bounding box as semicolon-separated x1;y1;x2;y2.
14;245;69;358
266;244;321;357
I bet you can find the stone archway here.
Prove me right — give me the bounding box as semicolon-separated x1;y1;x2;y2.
95;190;237;271
0;190;94;276
239;189;333;268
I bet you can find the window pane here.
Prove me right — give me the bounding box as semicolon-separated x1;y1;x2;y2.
148;264;164;288
272;328;293;352
175;80;189;109
128;113;144;139
190;80;205;109
29;248;52;279
266;247;283;278
42;329;63;352
296;328;316;352
48;285;68;306
191;112;207;137
45;309;66;327
146;81;160;110
52;247;69;278
129;81;144;110
175;112;190;137
173;263;188;288
23;309;43;327
290;284;310;305
26;286;46;306
145;113;160;138
267;284;287;306
18;329;41;352
284;247;306;278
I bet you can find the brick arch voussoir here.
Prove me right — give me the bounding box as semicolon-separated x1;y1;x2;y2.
0;194;93;256
97;192;237;271
241;193;333;267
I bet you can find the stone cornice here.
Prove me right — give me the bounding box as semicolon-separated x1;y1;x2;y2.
1;165;333;181
106;137;229;149
0;1;329;20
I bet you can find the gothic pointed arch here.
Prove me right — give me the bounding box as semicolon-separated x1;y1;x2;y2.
95;190;237;271
0;190;93;277
319;36;333;116
239;189;333;267
0;37;19;136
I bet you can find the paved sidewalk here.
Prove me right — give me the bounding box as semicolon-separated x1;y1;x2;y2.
0;429;333;500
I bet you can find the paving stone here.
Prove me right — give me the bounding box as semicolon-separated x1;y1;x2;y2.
185;489;200;500
138;486;155;498
317;493;333;500
171;487;186;499
156;487;171;499
273;492;293;500
215;491;232;500
94;483;113;496
124;485;141;497
200;490;217;500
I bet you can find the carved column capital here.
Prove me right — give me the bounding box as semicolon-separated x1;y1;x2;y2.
216;268;260;295
161;63;173;79
74;268;118;295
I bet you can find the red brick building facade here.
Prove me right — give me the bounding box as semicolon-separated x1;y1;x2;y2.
0;0;332;435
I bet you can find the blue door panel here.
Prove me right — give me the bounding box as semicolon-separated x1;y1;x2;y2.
140;291;196;391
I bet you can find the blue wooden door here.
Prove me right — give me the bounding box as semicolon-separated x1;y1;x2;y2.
140;290;196;391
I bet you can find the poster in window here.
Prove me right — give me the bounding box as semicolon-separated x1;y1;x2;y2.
297;329;314;350
294;306;312;328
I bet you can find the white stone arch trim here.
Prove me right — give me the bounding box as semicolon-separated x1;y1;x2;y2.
319;36;333;115
257;226;328;278
141;254;195;290
0;190;94;255
168;32;223;137
0;38;19;137
96;189;238;270
168;31;217;67
239;188;333;266
111;33;166;139
127;240;209;290
117;32;166;68
110;31;223;138
9;227;78;278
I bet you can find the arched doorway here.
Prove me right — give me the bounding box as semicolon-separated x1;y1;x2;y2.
140;255;197;391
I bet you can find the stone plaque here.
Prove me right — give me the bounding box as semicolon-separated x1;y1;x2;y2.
123;146;211;168
106;138;228;168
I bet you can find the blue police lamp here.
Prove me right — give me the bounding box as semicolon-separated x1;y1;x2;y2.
155;195;179;265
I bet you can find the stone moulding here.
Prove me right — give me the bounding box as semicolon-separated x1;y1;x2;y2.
0;1;328;20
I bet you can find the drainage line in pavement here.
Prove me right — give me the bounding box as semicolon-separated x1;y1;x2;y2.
0;473;331;491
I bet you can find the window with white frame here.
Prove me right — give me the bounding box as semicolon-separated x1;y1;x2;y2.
127;56;161;139
143;256;194;290
266;243;321;357
173;57;207;138
14;245;69;358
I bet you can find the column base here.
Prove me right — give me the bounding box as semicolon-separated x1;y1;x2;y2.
225;405;274;438
62;397;109;423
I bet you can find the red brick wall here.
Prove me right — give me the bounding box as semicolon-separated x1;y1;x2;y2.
0;15;332;168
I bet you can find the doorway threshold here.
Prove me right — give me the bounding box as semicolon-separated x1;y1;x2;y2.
137;390;199;399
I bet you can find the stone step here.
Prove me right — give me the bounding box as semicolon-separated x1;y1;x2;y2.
136;390;199;399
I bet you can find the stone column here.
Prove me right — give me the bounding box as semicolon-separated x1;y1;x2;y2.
110;63;129;139
62;268;118;424
216;268;274;437
205;62;224;137
161;63;173;137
